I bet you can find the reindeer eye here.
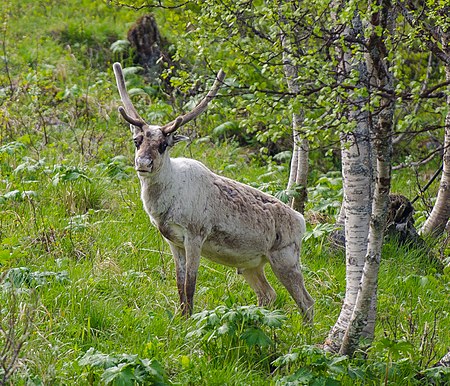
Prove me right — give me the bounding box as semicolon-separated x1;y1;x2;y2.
133;136;143;149
158;141;168;154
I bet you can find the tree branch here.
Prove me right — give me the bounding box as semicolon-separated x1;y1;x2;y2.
397;1;450;65
107;0;190;10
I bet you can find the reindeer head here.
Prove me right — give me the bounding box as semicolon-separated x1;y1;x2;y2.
113;63;225;175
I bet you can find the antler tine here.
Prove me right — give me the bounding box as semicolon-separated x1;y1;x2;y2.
113;62;146;127
118;106;144;128
162;69;226;134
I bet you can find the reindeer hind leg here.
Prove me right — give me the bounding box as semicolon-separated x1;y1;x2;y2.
269;243;314;323
240;264;277;307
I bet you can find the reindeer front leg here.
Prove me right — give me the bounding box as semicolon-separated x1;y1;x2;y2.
183;235;203;316
168;242;187;309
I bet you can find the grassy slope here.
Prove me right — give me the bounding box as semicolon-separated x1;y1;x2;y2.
1;0;449;385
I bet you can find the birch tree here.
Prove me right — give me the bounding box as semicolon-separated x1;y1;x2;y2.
420;23;450;237
279;1;309;213
338;0;396;355
325;0;396;355
115;0;448;357
324;11;374;353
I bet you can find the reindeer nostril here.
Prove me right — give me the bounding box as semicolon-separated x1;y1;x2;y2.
135;157;153;169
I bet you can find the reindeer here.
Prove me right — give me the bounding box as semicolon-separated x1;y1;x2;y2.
113;63;314;322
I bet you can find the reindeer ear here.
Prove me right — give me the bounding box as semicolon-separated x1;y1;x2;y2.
131;125;142;135
166;133;190;147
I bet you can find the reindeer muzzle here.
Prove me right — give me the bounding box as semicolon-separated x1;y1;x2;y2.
135;156;153;172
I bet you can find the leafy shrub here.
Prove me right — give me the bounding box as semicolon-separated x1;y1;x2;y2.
304;223;336;242
307;172;343;215
274;345;368;385
78;348;169;386
2;267;69;289
0;141;26;155
0;141;27;176
0;189;36;204
95;155;133;181
421;366;450;384
273;343;450;385
186;305;286;366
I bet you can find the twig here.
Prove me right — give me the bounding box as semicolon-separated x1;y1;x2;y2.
107;0;189;10
393;147;442;170
1;7;14;98
411;163;443;205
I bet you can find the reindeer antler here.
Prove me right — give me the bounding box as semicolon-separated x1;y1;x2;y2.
113;62;225;133
161;69;226;134
113;62;146;128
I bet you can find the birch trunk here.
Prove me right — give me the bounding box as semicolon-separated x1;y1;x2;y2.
435;350;450;367
288;119;309;213
332;169;378;341
324;13;373;352
339;1;395;356
324;119;372;353
421;32;450;237
279;2;309;214
340;100;393;355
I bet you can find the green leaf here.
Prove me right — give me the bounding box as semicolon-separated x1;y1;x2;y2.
0;141;26;155
422;366;450;380
0;248;12;264
78;348;117;368
207;312;220;326
101;363;135;385
128;88;148;97
240;327;272;347
212;121;240;137
140;358;167;383
3;190;21;200
327;355;348;374
110;39;130;53
4;267;32;287
347;366;366;380
284;367;315;383
122;66;143;76
272;352;299;367
261;309;286;328
217;323;230;335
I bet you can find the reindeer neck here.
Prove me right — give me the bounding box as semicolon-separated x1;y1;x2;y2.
138;156;175;217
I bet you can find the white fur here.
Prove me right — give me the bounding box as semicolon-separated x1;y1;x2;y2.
113;61;313;320
137;147;314;321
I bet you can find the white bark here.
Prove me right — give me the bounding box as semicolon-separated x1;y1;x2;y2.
421;32;450;237
435;350;450;367
325;120;373;352
288;120;309;213
340;104;393;355
324;13;373;352
279;3;309;214
339;3;395;356
336;202;346;229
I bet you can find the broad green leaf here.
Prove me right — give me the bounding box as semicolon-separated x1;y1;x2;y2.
240;327;272;347
101;363;134;385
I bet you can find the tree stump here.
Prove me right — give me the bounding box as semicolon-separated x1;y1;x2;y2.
385;194;420;244
127;14;170;75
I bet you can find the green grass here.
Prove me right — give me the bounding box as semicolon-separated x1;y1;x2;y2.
2;150;449;384
1;1;450;385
